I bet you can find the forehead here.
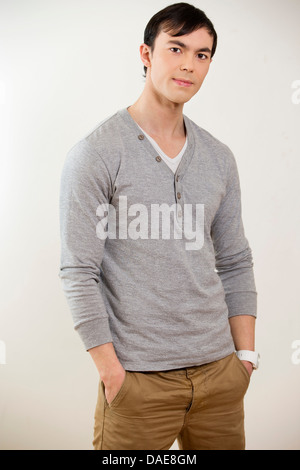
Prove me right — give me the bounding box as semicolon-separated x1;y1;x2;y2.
155;28;214;48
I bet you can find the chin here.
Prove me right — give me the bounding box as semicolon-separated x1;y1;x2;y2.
168;89;198;105
169;95;194;105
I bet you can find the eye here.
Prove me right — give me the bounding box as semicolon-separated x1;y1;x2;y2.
198;53;208;60
170;47;181;54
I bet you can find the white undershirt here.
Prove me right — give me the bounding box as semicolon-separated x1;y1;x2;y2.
137;125;188;174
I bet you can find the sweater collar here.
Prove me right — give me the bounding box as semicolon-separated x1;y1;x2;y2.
117;107;195;178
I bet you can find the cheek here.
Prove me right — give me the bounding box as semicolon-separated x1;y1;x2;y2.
195;65;210;86
150;65;170;90
150;54;175;81
201;63;211;78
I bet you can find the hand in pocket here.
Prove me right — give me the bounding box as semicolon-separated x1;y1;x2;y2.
104;367;126;405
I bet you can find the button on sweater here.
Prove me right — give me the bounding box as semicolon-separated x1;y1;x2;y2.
59;108;257;371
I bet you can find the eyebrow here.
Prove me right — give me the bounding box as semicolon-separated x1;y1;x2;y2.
167;40;212;55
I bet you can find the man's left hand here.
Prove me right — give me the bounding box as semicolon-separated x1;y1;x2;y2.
241;360;253;378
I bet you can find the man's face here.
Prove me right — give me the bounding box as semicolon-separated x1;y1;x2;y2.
145;28;214;105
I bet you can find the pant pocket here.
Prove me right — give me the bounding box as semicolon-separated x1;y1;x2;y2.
104;371;131;408
233;353;251;388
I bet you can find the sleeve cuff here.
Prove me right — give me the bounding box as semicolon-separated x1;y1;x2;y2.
226;291;257;318
74;317;113;351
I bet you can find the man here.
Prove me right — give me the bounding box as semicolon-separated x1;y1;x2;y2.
59;3;259;450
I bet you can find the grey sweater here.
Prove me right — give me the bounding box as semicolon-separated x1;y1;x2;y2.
59;108;257;371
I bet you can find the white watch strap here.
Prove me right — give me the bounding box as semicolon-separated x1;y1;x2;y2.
236;350;260;369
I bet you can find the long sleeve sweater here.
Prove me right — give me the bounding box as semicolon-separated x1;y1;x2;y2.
59;107;257;371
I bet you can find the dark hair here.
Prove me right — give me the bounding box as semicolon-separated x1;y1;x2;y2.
143;2;217;76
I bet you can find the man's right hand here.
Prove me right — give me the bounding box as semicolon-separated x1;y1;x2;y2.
88;342;126;405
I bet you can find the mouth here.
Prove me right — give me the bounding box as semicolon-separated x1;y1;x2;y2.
172;78;193;88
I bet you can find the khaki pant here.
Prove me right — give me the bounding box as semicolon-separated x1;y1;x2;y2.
93;352;250;450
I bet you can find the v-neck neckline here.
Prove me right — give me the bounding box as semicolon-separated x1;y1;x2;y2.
118;107;196;180
136;123;188;161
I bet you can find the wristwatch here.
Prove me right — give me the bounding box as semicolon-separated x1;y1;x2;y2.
236;350;260;370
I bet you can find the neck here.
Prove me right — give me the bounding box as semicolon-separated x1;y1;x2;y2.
128;78;186;140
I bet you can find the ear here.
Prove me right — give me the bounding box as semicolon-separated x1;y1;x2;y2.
139;43;152;70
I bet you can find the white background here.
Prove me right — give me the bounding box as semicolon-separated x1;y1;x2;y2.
0;0;300;450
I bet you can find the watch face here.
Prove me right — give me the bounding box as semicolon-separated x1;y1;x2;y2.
236;351;260;369
252;353;260;369
256;353;261;369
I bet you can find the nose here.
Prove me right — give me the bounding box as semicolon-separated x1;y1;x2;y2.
180;58;194;73
180;62;194;72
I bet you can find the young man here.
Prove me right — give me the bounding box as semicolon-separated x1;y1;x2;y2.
59;3;259;450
